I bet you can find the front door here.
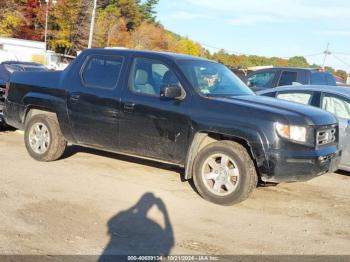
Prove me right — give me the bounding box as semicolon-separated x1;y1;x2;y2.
67;55;125;150
119;57;192;164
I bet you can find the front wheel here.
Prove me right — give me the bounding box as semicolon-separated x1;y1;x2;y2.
24;114;67;162
193;141;257;205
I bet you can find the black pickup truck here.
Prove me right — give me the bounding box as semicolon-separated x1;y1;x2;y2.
4;49;341;205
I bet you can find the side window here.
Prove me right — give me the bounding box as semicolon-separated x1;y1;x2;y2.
311;72;327;85
278;71;297;86
81;56;123;89
247;71;276;89
326;74;336;85
321;94;350;119
277;92;313;105
129;58;180;96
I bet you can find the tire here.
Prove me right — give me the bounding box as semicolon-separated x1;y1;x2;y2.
24;114;67;162
193;141;257;206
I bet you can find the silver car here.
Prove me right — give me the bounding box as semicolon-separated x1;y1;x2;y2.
258;85;350;172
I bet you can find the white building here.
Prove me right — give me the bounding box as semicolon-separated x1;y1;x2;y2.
0;37;46;63
0;37;74;70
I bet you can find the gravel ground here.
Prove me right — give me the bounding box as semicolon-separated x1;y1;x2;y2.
0;130;349;256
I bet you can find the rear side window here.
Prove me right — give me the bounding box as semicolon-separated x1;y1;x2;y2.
278;71;297;86
81;55;123;89
277;92;313;105
311;72;327;85
247;71;276;89
326;74;336;85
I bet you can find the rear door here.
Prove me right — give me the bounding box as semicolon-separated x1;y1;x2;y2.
67;54;125;150
320;93;350;170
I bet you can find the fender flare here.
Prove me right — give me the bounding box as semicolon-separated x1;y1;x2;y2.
184;131;268;180
22;93;75;142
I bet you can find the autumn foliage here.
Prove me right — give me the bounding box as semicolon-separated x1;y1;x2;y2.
0;0;347;77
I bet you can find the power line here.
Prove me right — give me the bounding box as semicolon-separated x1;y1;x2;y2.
333;52;350;56
302;52;324;57
332;54;350;69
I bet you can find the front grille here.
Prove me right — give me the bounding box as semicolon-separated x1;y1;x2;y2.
317;127;336;146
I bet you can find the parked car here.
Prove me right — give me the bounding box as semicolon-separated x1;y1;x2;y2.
258;85;350;172
246;67;336;92
4;49;340;205
0;61;48;125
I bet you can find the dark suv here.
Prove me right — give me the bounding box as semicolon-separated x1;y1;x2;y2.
247;67;336;92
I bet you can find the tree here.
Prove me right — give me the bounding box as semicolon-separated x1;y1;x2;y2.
175;38;202;57
138;0;159;23
0;0;24;37
130;22;165;50
17;0;44;41
335;69;348;81
288;56;309;68
50;0;92;54
325;66;335;74
95;4;121;47
115;0;142;31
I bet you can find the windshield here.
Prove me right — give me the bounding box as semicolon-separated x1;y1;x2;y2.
178;60;254;97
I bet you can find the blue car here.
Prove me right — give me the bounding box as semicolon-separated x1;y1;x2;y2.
258;85;350;172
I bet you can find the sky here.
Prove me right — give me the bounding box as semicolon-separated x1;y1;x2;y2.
155;0;350;72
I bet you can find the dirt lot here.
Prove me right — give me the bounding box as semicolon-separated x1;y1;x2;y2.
0;130;349;256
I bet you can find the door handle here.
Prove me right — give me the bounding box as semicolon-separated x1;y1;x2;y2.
106;110;120;118
70;94;80;103
123;102;135;113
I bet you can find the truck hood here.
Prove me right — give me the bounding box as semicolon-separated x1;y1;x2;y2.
212;95;337;126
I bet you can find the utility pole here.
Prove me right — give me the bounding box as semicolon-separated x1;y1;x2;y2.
322;43;331;69
44;0;49;52
88;0;98;48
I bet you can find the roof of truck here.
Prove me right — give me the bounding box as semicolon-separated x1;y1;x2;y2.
88;48;214;62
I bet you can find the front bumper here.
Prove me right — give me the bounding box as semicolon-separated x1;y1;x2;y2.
260;146;341;183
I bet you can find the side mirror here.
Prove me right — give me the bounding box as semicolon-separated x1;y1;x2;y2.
160;85;182;100
246;80;252;87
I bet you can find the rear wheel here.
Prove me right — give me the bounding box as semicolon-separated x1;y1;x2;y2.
24;114;67;162
193;141;257;205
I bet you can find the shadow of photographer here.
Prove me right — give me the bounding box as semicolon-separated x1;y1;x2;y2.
99;193;174;261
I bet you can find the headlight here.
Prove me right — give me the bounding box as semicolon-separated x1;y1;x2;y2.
276;123;307;143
